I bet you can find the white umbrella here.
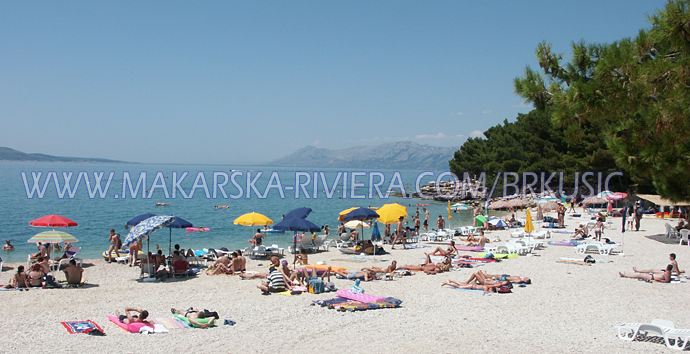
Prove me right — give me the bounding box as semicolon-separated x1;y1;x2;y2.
344;220;370;229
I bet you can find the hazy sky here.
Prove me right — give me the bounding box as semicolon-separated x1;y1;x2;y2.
0;1;663;164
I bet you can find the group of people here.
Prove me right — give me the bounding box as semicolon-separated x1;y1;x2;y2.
4;257;83;289
619;253;683;283
206;250;247;275
115;306;219;328
138;244;193;278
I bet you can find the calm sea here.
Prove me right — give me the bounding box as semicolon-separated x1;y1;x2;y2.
0;161;483;262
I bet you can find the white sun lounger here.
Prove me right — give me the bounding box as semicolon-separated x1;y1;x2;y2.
615;319;690;350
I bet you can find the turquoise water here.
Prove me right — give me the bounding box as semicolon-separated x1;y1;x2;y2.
0;162;482;262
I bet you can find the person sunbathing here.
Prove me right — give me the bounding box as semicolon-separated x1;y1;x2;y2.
364;261;397;274
206;254;233;275
459;270;530;285
429;241;457;257
116;307;149;324
27;264;45;288
466;235;489;247
63;259;84;286
573;224;588;239
170;307;218;328
295;266;332;285
632;253;683;276
233;251;247;272
400;254;451;275
441;279;511;293
619;264;673;283
4;265;29;289
257;267;291;294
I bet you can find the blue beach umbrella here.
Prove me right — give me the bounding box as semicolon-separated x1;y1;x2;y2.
283;207;313;220
371;222;381;241
166;217;193;256
274;216;321;266
342;207;379;222
126;213;157;228
123;215;174;255
342;208;379;241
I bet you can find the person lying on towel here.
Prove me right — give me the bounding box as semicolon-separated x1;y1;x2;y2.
171;307;218;328
333;268;377;282
428;241;457;257
619;264;672;283
116;307;149;324
400;254;451;275
453;270;530;285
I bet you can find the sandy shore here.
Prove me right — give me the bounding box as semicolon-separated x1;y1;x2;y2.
1;212;688;353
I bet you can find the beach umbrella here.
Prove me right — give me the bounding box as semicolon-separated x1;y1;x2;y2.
274;216;321;265
342;207;379;222
607;192;628;201
524;208;535;234
233;212;273;226
166;216;193;256
338;207;358;221
126;213;157;228
475;215;488;227
284;207;312;219
122;215;174;257
29;215;78;228
376;203;407;224
342;208;379;242
488;218;507;229
28;230;79;244
371;222;381;241
344;220;370;229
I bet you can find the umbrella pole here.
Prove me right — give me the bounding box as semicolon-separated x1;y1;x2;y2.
169;228;172;257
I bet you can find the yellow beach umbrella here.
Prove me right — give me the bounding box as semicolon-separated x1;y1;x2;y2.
233;212;273;226
376;203;408;224
338;207;358;221
28;230;79;243
524;208;535;234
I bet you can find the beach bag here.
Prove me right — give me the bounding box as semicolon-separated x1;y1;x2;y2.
308;278;325;294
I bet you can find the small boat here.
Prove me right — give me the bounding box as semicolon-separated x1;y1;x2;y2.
261;228;285;234
155;202;170;207
186;227;211;233
416;203;430;207
214;204;230;209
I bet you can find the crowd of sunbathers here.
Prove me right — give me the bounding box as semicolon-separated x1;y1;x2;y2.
4;242;83;289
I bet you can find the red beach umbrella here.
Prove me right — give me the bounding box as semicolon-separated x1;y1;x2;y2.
29;214;78;228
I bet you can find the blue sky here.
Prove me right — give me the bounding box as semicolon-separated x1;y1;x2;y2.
0;1;664;164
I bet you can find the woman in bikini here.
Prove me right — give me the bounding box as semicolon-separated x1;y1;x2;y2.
116;307;149;324
441;279;512;293
400;254;452;275
619;264;673;283
429;241;457;257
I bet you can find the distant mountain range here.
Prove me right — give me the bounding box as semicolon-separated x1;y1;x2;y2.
270;141;456;170
0;147;124;163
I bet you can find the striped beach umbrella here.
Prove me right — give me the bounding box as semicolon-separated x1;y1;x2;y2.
27;230;79;244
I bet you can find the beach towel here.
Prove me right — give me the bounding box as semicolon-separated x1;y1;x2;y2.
107;315;153;333
155;317;187;330
61;320;104;334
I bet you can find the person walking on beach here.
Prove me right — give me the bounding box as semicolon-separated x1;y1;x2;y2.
391;216;405;249
414;216;420;234
106;229;120;263
634;201;643;231
423;208;429;232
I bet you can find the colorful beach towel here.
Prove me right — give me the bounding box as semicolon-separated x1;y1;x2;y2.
314;297;402;312
61;320;104;334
